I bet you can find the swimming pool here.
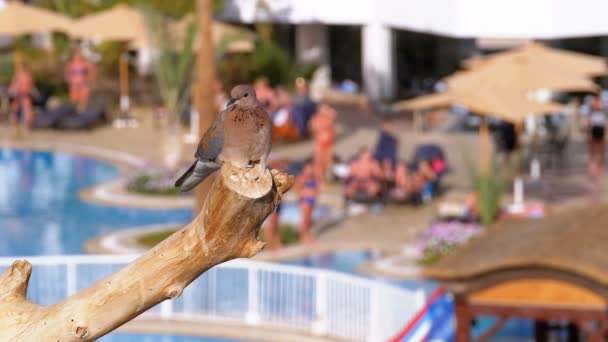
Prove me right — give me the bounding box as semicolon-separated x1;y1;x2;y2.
0;149;527;340
101;333;247;342
0;149;192;256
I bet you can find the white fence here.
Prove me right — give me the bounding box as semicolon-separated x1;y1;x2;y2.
0;255;426;342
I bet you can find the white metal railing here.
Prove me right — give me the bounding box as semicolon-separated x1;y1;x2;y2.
0;255;426;342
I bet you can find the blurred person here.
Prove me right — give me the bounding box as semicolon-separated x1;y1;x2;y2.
264;158;291;250
292;77;317;138
266;205;283;251
271;86;299;141
345;147;383;199
380;159;395;188
374;118;398;181
9;64;35;129
390;161;418;202
587;97;606;179
497;121;518;162
64;50;96;109
294;160;318;244
311;103;336;187
253;77;275;111
463;191;480;222
414;160;438;201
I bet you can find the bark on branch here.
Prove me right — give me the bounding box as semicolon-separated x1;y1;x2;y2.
0;164;293;341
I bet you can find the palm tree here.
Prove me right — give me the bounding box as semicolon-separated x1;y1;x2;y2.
194;0;217;213
143;7;196;169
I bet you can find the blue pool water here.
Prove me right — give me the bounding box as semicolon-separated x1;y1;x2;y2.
0;149;192;256
283;249;373;274
100;333;247;342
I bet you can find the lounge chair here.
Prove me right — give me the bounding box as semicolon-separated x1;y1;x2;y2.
34;103;75;129
56;94;107;130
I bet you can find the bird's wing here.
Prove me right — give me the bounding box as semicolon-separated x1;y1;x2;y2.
195;109;225;161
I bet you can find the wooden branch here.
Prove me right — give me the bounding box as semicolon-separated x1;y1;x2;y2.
0;164;293;341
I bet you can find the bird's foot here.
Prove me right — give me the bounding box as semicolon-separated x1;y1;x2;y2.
247;160;261;168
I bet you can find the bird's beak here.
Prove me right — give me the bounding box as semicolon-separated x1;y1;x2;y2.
226;98;237;107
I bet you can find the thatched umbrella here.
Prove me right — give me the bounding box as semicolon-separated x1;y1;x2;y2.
394;42;605;172
0;2;73;70
69;4;147;44
393;87;564;172
464;42;607;76
447;63;599;94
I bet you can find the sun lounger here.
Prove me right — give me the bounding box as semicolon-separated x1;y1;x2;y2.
34;103;75;129
56;95;107;130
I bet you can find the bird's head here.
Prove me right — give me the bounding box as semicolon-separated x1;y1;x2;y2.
227;84;257;107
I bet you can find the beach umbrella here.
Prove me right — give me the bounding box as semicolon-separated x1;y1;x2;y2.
0;2;73;70
393;87;564;172
69;4;147;44
0;2;72;35
464;42;607;76
447;63;599;94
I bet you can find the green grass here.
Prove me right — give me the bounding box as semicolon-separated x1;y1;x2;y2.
136;224;301;249
126;175;181;196
278;224;300;245
136;229;178;248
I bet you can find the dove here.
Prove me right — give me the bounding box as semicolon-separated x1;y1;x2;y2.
175;84;272;192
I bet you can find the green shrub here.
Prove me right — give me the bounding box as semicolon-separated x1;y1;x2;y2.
137;223;301;249
126;174;181;196
136;229;177;247
465;155;518;226
279;224;300;245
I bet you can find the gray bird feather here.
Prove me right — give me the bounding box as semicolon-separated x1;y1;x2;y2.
174;84;271;192
174;110;225;192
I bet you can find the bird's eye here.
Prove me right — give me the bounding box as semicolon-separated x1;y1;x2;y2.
244;93;248;97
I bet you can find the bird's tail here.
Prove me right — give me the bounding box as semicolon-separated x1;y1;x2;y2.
175;161;197;188
174;160;218;192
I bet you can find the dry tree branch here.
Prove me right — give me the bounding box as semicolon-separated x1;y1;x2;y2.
0;164;293;341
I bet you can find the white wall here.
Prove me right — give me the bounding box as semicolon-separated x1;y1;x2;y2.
362;23;394;99
221;0;608;39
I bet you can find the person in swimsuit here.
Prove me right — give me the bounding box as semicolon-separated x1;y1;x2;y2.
414;159;438;201
253;77;276;112
295;160;318;244
390;161;418;201
9;64;34;130
271;86;299;141
64;50;96;109
588;97;606;179
311;103;336;187
266;203;283;251
345;147;383;199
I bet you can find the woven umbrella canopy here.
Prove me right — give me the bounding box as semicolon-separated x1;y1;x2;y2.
0;1;72;35
393;86;564;172
464;42;608;76
447;62;599;94
393;88;564;123
0;2;73;70
69;4;146;44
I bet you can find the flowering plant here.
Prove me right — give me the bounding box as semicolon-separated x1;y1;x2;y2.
416;221;483;265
